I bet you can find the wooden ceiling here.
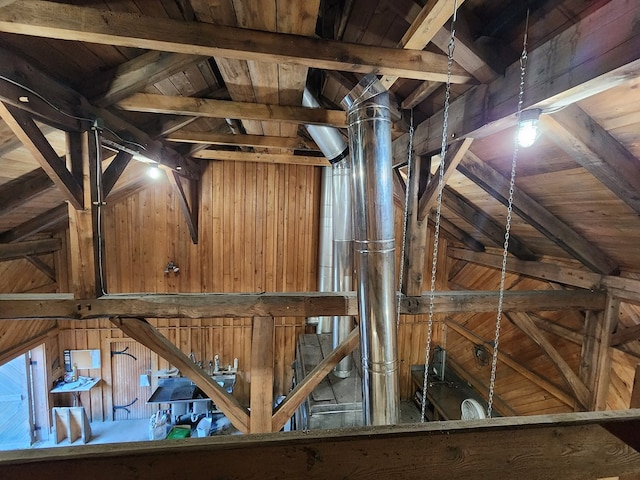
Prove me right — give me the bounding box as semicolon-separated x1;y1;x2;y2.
0;0;638;292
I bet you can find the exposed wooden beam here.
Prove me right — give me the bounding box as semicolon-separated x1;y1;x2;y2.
506;311;590;409
380;0;467;89
24;256;56;283
449;247;640;306
0;169;54;217
193;149;329;167
0;204;68;243
111;317;249;433
580;311;600;405
272;328;359;432
118;94;347;128
448;247;601;290
432;215;485;253
392;0;640;160
0;103;84;209
417;138;473;220
401;81;440;110
611;324;640;347
250;317;274;433
442;187;536;260
401;154;431;296
593;297;620;410
457;151;618;274
102;151;133;199
446;319;577;407
166;171;198;244
0;324;58;367
0;1;474;84
530;314;583;345
4;410;640;479
0;46;199;179
67;131;103;298
0;289;606;320
80;52;207;108
0;238;60;261
543;104;640;215
168;131;318;151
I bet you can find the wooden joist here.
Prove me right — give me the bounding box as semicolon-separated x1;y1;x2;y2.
0;289;607;320
118;94;347;127
3;410;640;479
0;1;473;84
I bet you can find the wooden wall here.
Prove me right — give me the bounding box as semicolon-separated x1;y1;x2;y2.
55;160;319;420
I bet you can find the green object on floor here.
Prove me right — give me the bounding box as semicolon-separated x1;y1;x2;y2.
166;426;191;439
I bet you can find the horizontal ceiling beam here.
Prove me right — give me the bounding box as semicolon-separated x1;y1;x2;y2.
0;238;61;261
0;1;473;84
193;150;329;167
3;410;640;479
168;131;319;151
118;94;347;127
0;289;607;320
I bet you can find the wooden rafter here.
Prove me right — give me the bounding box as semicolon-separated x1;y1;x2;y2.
417;138;473;220
25;256;56;283
168;131;318;151
392;0;640;160
80;51;207;108
379;0;468;89
111;316;250;433
446;319;577;407
457;150;618;274
0;238;61;261
543;104;640;215
118;93;346;127
0;289;606;320
0;1;473;84
193;150;329;167
0;204;68;244
0;103;84;209
442;187;536;260
0;169;54;217
431;215;485;253
506;311;590;409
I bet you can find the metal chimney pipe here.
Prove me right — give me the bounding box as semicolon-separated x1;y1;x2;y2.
303;89;355;372
332;159;354;378
341;75;399;426
313;167;334;334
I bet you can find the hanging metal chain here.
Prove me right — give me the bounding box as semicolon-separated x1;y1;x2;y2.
421;0;458;423
487;10;530;418
397;108;414;328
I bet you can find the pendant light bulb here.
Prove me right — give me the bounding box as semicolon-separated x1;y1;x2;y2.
517;109;541;148
148;163;161;179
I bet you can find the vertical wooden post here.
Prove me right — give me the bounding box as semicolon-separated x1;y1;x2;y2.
67;130;105;298
593;295;620;410
250;316;274;433
401;155;431;297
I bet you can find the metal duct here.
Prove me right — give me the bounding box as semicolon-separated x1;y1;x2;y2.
313;166;334;334
303;88;352;345
341;75;399;426
332;158;354;378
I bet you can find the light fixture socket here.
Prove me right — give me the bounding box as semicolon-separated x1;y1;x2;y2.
517;108;542;148
164;261;179;275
